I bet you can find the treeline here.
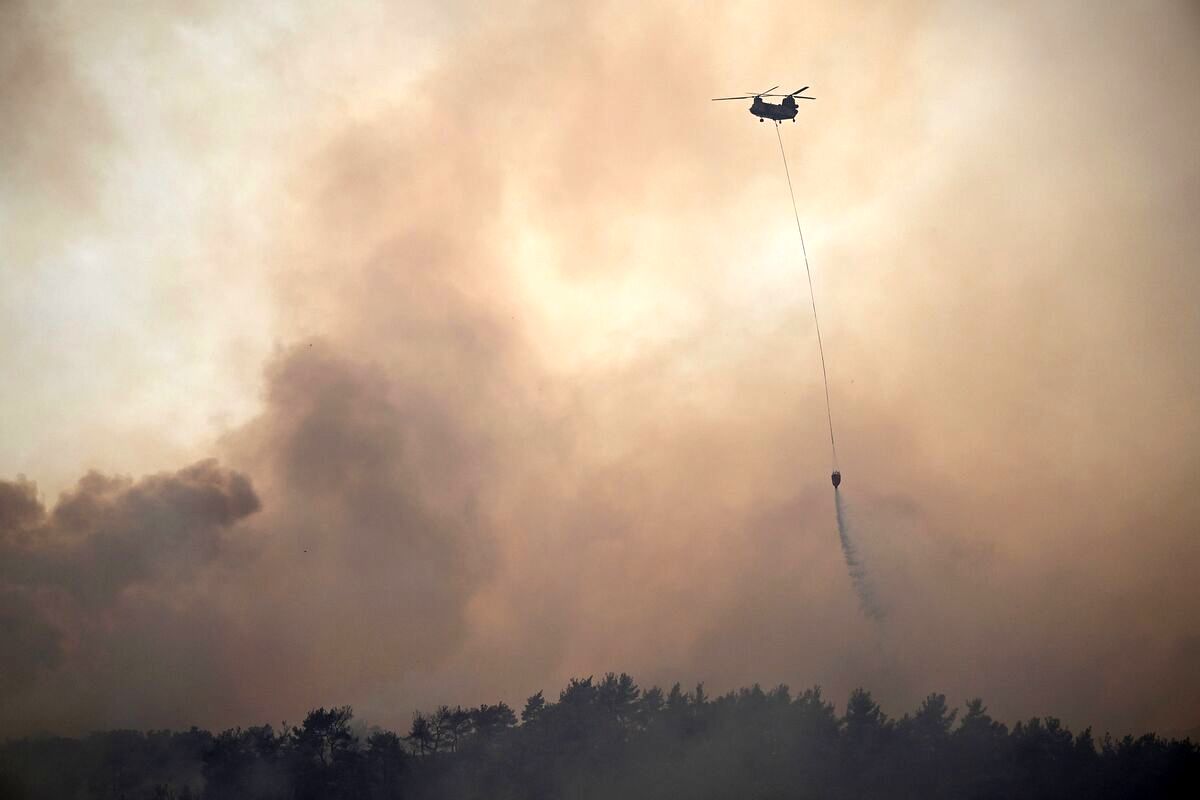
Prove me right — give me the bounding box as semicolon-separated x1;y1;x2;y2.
2;674;1197;799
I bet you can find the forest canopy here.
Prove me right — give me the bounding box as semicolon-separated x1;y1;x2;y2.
2;673;1197;799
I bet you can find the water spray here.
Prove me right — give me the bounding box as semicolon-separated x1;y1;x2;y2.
834;489;883;620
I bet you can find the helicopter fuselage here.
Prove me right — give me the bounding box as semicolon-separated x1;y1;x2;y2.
750;97;799;122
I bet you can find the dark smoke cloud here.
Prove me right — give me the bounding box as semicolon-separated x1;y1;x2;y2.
0;588;62;701
226;341;497;673
0;461;258;728
0;460;258;604
0;479;42;532
0;336;508;734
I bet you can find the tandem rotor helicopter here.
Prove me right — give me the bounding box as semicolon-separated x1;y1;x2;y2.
711;85;815;123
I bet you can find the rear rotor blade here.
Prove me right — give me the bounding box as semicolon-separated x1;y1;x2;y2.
788;86;810;96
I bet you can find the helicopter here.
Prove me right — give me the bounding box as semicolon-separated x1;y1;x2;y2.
711;86;815;123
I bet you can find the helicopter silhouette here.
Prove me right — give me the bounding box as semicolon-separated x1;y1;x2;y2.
712;86;814;123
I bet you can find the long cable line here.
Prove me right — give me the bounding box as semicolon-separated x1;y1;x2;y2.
775;123;838;470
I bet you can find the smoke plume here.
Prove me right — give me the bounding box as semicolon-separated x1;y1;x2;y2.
1;0;1199;740
0;461;259;726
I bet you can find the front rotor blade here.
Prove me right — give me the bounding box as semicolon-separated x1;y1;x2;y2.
758;85;779;95
711;95;755;101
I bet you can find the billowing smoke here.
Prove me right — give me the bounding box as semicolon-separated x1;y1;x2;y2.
0;461;259;600
0;340;503;735
834;490;883;621
0;461;259;723
2;0;1200;742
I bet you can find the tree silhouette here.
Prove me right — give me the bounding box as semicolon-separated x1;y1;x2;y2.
2;675;1198;799
289;707;358;800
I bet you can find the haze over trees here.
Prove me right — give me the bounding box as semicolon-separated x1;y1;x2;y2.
2;673;1196;799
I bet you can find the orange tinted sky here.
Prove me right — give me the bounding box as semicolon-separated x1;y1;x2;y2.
2;0;1199;738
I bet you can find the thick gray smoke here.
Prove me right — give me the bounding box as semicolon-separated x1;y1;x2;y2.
834;489;883;621
0;461;260;719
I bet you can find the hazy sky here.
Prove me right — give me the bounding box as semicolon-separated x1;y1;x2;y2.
2;0;1199;739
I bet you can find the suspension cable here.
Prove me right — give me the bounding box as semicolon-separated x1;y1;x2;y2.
775;123;838;470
